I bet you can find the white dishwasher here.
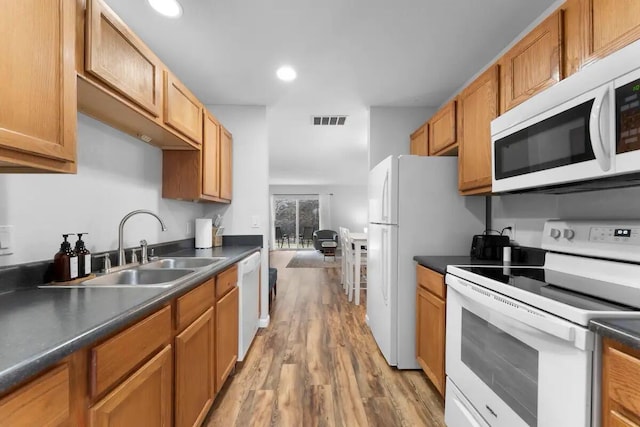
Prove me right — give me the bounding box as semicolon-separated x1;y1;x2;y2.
237;251;261;361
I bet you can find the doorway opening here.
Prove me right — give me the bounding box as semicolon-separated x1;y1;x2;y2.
272;194;320;250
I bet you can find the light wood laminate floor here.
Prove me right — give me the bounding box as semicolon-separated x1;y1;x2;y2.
205;250;445;426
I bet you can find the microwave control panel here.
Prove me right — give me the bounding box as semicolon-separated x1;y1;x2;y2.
616;78;640;154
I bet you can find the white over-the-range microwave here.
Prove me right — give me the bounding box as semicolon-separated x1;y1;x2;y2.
491;39;640;194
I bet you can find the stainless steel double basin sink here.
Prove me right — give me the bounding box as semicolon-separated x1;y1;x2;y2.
48;257;226;289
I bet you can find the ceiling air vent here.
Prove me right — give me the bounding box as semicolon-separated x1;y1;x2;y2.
312;115;347;126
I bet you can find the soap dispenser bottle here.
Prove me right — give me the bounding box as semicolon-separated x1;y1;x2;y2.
54;234;78;282
75;233;91;278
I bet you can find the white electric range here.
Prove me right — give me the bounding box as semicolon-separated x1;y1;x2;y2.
444;220;640;427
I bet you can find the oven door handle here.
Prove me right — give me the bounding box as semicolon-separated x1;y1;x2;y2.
447;275;576;344
589;85;611;172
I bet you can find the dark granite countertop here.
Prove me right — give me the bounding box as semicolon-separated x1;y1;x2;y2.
0;245;260;394
413;248;546;275
590;319;640;350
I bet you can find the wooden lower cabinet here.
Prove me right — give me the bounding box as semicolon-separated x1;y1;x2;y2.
216;286;239;392
415;265;446;397
89;345;172;427
175;308;215;427
0;364;70;426
602;338;640;427
0;264;245;426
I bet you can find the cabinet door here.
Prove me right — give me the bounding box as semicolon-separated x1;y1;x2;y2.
164;72;203;144
85;0;162;117
428;101;457;155
0;0;76;166
219;127;233;201
410;123;429;156
609;411;640;427
458;65;499;195
175;308;214;427
416;287;446;397
216;286;238;392
500;11;562;112
0;364;69;426
89;345;172;427
202;113;221;198
584;0;640;65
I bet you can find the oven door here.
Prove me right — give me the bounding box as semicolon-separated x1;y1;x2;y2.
492;82;615;193
445;274;593;427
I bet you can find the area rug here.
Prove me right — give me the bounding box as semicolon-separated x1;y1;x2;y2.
286;250;342;268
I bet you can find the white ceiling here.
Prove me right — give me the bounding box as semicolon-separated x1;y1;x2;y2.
104;0;557;185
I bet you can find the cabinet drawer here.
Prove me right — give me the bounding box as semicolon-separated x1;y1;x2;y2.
0;364;69;426
176;278;215;331
91;305;171;398
216;265;238;299
416;264;446;299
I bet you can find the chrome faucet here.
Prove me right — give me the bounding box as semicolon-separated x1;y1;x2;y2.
118;210;167;266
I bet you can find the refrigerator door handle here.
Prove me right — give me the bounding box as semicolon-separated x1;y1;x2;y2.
381;227;389;305
381;171;389;222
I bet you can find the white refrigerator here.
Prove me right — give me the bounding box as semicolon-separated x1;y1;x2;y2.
367;155;485;369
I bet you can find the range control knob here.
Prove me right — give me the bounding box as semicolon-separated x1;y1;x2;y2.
563;229;575;240
550;228;561;239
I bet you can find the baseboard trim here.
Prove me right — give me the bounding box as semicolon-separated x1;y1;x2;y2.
259;316;270;328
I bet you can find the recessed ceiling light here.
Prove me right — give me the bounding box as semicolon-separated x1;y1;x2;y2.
148;0;183;18
276;66;297;82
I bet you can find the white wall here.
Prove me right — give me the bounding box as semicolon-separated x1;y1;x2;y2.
492;186;640;247
202;105;271;324
269;184;368;243
368;106;435;169
0;114;204;266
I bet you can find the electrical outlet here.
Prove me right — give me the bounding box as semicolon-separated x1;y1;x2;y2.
186;221;192;235
501;223;516;241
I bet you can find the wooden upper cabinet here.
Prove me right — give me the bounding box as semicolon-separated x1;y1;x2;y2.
0;0;77;173
583;0;640;66
458;65;499;195
220;126;233;201
202;113;221;199
85;0;162;117
429;101;457;155
163;72;203;144
410;123;429;156
500;11;563;112
89;345;172;427
162;111;231;203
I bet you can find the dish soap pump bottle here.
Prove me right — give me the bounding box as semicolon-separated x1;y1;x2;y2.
54;234;78;282
75;233;91;278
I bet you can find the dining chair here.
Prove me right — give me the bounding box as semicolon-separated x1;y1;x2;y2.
339;227;354;298
300;226;314;247
275;226;289;248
